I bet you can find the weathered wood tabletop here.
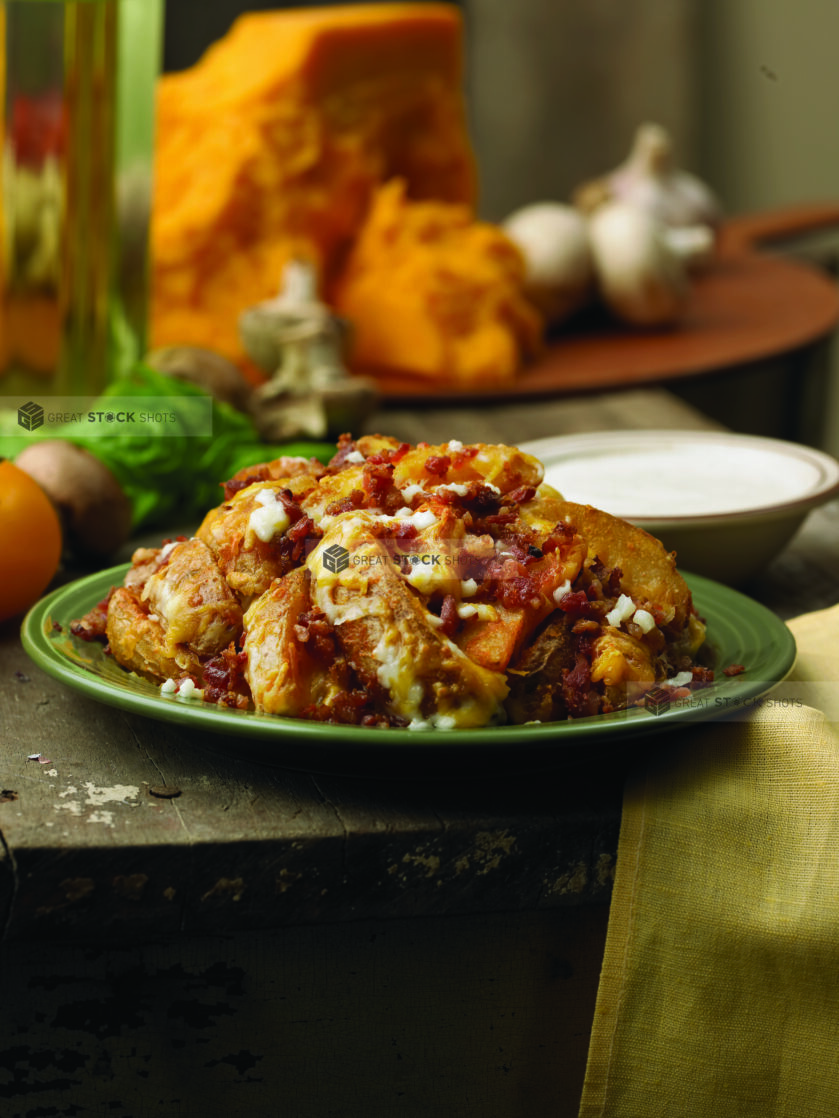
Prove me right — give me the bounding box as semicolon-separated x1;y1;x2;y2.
8;391;712;943
2;386;837;1118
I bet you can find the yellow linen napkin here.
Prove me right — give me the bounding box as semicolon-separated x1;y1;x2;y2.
579;602;839;1118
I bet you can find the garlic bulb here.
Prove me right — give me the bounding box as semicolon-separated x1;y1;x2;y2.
587;201;690;327
660;223;716;272
574;123;722;231
501;202;595;322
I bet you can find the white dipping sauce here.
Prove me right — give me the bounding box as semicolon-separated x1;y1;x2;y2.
543;443;822;518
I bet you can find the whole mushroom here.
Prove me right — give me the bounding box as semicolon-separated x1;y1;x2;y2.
15;440;133;557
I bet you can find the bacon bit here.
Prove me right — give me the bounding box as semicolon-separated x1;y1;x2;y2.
723;663;746;677
394;522;422;556
287;515;314;541
450;445;480;467
365;449;395;467
260;487;307;527
438;594;460;638
293;608;336;663
557;589;589;614
650;606;672;629
670;686;693;700
563;654;600;718
604;564;624;599
395;521;419;543
500;485;537;507
302;689;394;726
424;454;451;477
390;442;411;464
325;489;366;517
463;485;502;516
70;588;114;642
689;665;715;686
223;473;263;500
360;712;394;727
282;514;320;562
540;523;576;553
327;434;360;471
362;461;404;514
434;482;500;518
489;559;538;609
495;536;533;564
202;644;250;706
585;560;623;601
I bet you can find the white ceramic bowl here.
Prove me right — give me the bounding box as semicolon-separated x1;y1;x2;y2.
521;430;839;585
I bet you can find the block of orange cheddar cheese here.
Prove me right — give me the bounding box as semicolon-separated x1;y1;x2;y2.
330;179;543;386
151;4;477;373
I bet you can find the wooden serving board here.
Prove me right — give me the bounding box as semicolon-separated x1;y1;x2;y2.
371;203;839;405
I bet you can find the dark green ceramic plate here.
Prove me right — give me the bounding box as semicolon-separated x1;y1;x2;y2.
20;565;796;770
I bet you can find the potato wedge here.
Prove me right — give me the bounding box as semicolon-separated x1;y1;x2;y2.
307;514;509;728
106;587;202;684
555;500;692;630
142;537;243;656
243;568;348;716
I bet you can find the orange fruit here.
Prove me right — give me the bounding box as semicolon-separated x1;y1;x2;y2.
0;457;63;622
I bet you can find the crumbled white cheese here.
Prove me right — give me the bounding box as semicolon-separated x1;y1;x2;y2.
387;506;437;527
632;608;656;633
401;508;438;530
606;594;636;628
435;482;471;496
447;439;464;453
457;603;498;621
666;670;694;688
460;578;478;599
160;677;203;700
552;579;572;605
432;713;459;730
344;450;365;464
408;713;459;732
399;483;427;501
247;489;290;542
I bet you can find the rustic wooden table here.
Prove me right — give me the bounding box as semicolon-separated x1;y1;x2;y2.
2;387;837;1118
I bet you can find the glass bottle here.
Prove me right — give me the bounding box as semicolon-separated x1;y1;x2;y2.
0;0;163;399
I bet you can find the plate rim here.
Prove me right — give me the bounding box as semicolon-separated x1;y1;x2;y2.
20;564;797;753
521;428;839;526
